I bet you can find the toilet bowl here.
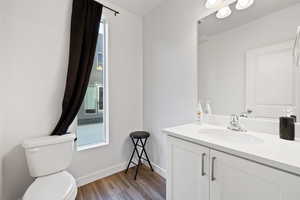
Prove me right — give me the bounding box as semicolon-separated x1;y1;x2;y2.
23;171;77;200
22;134;77;200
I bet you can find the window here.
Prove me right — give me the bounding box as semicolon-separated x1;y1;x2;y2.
76;20;108;150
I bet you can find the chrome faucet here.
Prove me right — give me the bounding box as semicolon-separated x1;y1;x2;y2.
228;114;247;132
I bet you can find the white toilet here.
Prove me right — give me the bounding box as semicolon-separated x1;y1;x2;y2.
22;134;77;200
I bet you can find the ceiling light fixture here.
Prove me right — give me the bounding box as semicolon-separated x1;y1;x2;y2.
216;6;232;19
236;0;254;10
205;0;223;9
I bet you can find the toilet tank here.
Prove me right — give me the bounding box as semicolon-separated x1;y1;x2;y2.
22;134;76;178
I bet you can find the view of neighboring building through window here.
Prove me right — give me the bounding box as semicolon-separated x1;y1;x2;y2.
77;21;108;149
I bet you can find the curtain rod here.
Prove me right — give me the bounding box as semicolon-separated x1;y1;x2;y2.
103;5;120;16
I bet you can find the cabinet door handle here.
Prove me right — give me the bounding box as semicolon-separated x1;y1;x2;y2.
201;153;206;176
211;157;216;181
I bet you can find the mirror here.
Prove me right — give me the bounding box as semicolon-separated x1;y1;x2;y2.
197;0;300;119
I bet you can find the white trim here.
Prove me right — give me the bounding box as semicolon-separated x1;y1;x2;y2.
151;162;167;178
76;19;110;151
76;162;127;187
76;161;167;187
103;18;110;149
141;160;167;178
76;141;109;151
132;155;167;178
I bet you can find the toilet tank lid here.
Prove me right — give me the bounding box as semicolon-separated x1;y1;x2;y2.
22;134;76;149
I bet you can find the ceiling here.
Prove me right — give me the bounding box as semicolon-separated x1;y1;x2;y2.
108;0;165;16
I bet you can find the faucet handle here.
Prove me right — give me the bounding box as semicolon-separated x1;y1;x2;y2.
230;114;239;123
246;109;253;114
240;109;252;118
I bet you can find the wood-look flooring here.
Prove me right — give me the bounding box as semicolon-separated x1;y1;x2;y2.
76;165;166;200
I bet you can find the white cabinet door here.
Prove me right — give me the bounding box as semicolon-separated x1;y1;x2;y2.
167;136;210;200
210;150;300;200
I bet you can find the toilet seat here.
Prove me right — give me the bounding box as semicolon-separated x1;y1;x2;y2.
23;171;77;200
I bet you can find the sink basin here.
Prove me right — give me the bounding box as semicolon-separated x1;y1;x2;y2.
197;128;264;144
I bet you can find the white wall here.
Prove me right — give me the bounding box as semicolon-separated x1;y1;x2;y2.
198;3;300;116
0;1;9;198
1;0;143;199
143;0;208;172
0;111;3;200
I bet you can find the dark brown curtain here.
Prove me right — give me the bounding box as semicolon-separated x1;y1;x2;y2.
52;0;103;135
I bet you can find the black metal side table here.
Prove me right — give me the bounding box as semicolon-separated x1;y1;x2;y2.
125;131;154;180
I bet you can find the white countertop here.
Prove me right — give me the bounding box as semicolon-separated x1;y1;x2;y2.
164;123;300;176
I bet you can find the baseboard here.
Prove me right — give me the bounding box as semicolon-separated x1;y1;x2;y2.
76;162;127;187
76;161;167;187
150;162;167;178
141;160;166;179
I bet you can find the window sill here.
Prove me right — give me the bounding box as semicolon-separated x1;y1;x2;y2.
76;141;109;151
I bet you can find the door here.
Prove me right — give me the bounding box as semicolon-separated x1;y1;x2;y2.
167;136;209;200
210;150;300;200
246;40;299;118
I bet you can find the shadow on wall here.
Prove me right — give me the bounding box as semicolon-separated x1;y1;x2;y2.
3;145;33;200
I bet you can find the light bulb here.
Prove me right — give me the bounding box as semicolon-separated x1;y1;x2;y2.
236;0;254;10
216;6;232;19
205;0;223;9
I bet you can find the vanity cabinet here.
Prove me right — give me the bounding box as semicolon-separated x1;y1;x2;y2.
167;136;209;200
167;136;300;200
210;150;300;200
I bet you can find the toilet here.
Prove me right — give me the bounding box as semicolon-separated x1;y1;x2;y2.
22;134;77;200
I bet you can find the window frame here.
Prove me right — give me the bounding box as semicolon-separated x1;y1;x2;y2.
76;19;110;151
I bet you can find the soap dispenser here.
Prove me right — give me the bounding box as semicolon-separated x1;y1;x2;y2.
279;107;296;141
280;117;295;141
205;100;212;115
196;101;204;124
